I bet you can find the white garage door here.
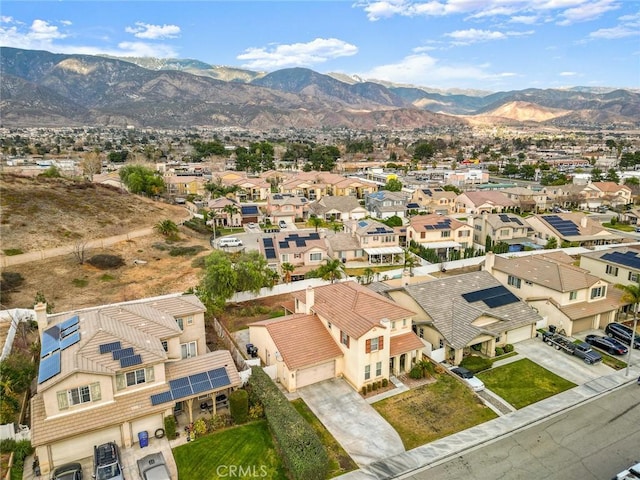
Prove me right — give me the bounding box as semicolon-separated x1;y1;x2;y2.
506;325;533;344
131;414;163;444
297;360;335;389
50;425;121;466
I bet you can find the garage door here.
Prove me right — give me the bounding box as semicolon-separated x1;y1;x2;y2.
506;325;533;344
297;361;335;389
572;317;593;334
50;425;121;466
131;414;163;444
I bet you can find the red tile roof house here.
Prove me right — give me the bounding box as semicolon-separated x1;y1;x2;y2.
248;282;424;393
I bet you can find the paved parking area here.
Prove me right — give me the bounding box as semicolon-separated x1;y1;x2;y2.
298;378;405;466
515;336;615;385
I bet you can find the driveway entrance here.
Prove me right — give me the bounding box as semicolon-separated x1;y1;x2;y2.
298;378;404;466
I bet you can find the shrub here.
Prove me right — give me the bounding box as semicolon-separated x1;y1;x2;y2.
382;378;388;387
2;249;23;256
191;256;206;269
409;365;424;379
248;403;264;420
164;415;177;440
11;440;33;471
72;278;88;287
361;386;367;396
495;347;505;356
367;383;372;393
169;245;205;257
193;418;207;437
183;218;211;234
99;274;115;282
248;367;328;480
372;382;378;391
459;355;492;373
229;389;249;424
504;344;514;353
87;254;125;269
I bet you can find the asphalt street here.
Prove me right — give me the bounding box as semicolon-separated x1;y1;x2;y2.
403;382;640;480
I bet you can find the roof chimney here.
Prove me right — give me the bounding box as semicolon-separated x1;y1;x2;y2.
484;251;495;273
305;286;315;314
34;302;48;341
581;216;588;228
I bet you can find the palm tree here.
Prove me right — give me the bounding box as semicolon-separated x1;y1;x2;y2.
615;281;640;376
404;250;421;276
308;215;324;233
222;204;240;227
319;258;344;284
281;262;295;283
363;267;375;285
154;219;179;238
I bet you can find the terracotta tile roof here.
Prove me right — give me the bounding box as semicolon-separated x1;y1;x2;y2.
390;332;425;356
591;181;631;193
292;281;415;339
249;314;342;370
410;213;468;231
460;191;517;207
492;254;600;292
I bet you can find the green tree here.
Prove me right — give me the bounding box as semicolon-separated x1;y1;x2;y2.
590;167;604;182
118;164;165;195
383;178;403;192
308;215;324;232
154;219;179;239
381;215;403;228
234;251;272;293
222;204;240;226
198;250;236;311
545;237;558;249
404;250;420;275
362;267;375;285
614;281;640;376
281;262;295;283
605;168;620;183
413;141;435;162
318;258;344;284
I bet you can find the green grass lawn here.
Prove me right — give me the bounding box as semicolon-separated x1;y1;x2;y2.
344;265;400;277
602;223;634;232
173;421;287;480
476;358;576;409
291;399;358;478
373;373;497;450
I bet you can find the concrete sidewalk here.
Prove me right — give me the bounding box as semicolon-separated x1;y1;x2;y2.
337;366;640;479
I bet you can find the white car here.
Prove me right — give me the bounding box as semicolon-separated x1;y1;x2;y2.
613;461;640;480
451;367;485;392
278;220;287;229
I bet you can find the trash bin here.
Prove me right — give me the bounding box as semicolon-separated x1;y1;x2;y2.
138;430;149;448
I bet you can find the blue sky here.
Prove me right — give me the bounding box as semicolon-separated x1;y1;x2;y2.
1;1;638;92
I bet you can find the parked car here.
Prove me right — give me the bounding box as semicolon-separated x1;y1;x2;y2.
93;442;124;480
278;220;287;229
218;237;243;247
51;462;83;480
605;322;640;349
585;334;629;355
137;452;171;480
451;367;485;392
612;460;640;480
246;222;257;229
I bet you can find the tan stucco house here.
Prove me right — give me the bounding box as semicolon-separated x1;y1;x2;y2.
525;212;624;247
407;214;473;258
470;213;534;251
248;282;424;393
30;294;241;475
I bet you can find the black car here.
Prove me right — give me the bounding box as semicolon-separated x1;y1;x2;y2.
585;334;629;355
51;462;83;480
605;322;640;349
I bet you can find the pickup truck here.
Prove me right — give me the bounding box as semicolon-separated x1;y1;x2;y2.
542;329;603;365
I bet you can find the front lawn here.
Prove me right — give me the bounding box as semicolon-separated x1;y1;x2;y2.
476;358;576;409
291;399;358;478
372;373;497;450
173;420;287;480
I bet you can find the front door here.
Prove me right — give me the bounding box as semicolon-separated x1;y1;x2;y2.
389;357;395;375
400;354;406;372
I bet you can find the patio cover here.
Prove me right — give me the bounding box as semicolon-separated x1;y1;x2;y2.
364;246;404;255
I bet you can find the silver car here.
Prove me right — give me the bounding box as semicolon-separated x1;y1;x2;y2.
137;452;171;480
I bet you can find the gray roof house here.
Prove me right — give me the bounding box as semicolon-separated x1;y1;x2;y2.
307;196;367;221
365;191;410;219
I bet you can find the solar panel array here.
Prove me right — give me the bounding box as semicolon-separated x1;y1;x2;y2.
367;226;393;235
263;238;274;248
543;215;580;236
241;205;259;215
461;285;520;309
150;367;231;406
99;341;122;354
424;218;451;230
38;351;61;384
120;354;142;368
38;315;82;383
358;221;368;228
406;203;421;209
498;214;523;225
265;248;277;259
601;251;640;269
98;342;144;370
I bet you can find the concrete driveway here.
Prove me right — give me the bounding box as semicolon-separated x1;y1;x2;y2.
515;337;615;385
298;378;404;466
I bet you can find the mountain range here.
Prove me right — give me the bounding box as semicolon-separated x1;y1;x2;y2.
1;47;638;130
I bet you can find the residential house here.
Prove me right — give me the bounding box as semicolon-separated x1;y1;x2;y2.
265;193;309;224
307;196;367;221
501;187;549;213
525;213;624;247
30;294;241;475
229;177;271;202
544;184;586;210
407;214;473;259
280;174;330;201
484;251;624;336
589;182;632;209
240;204;261;225
382;271;542;365
331;177;378;199
248;282;424;392
455;190;516;214
619;207;640;226
164;174;206;198
365;191;409;219
342;219;404;265
580;246;640;290
470;213;535;252
207;197;243;227
410;188;457;215
259;230;329;280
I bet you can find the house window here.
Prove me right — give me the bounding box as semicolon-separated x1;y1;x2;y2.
281;254;289;262
341;331;350;348
419;328;424;339
366;336;384;353
376;361;382;377
421;232;426;239
605;265;619;276
441;231;451;238
370;337;379;351
310;252;322;261
569;291;578;300
364;365;371;381
175;317;184;330
294;253;302;259
403;319;407;327
373;236;379;241
590;286;606;299
161;341;168;352
57;383;101;410
181;341;197;359
185;316;194;326
459;230;470;237
126;368;146;387
68;385;91;406
391;321;396;330
629;272;639;282
501;229;509;236
439;338;444;349
327;321;332;330
508;275;522;288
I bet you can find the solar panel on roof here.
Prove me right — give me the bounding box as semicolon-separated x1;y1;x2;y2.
208;367;228;381
112;347;134;360
462;285;509;303
498;214;510;222
60;324;79;338
190;372;209;384
484;292;519;308
169;377;190;389
59;315;79;331
120;354;142;368
41;327;61;357
150;391;173;406
287;233;299;238
602;252;640;269
263;238;274;248
99;341;122;355
358;221;367;227
211;371;231;389
278;241;288;249
295;239;307;247
265;248;277;259
424;225;434;230
513;218;523;225
60;332;80;350
38;351;61;384
171;385;193;400
191;381;212;395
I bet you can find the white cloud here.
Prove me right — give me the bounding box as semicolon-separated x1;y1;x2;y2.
1;16;14;23
0;19;67;50
357;52;516;88
557;0;618;25
444;28;533;45
509;15;539;24
125;22;180;40
238;38;358;70
560;71;577;76
588;10;640;39
30;19;67;41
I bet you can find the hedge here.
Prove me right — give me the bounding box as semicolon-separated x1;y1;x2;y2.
248;367;329;480
229;389;249;424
